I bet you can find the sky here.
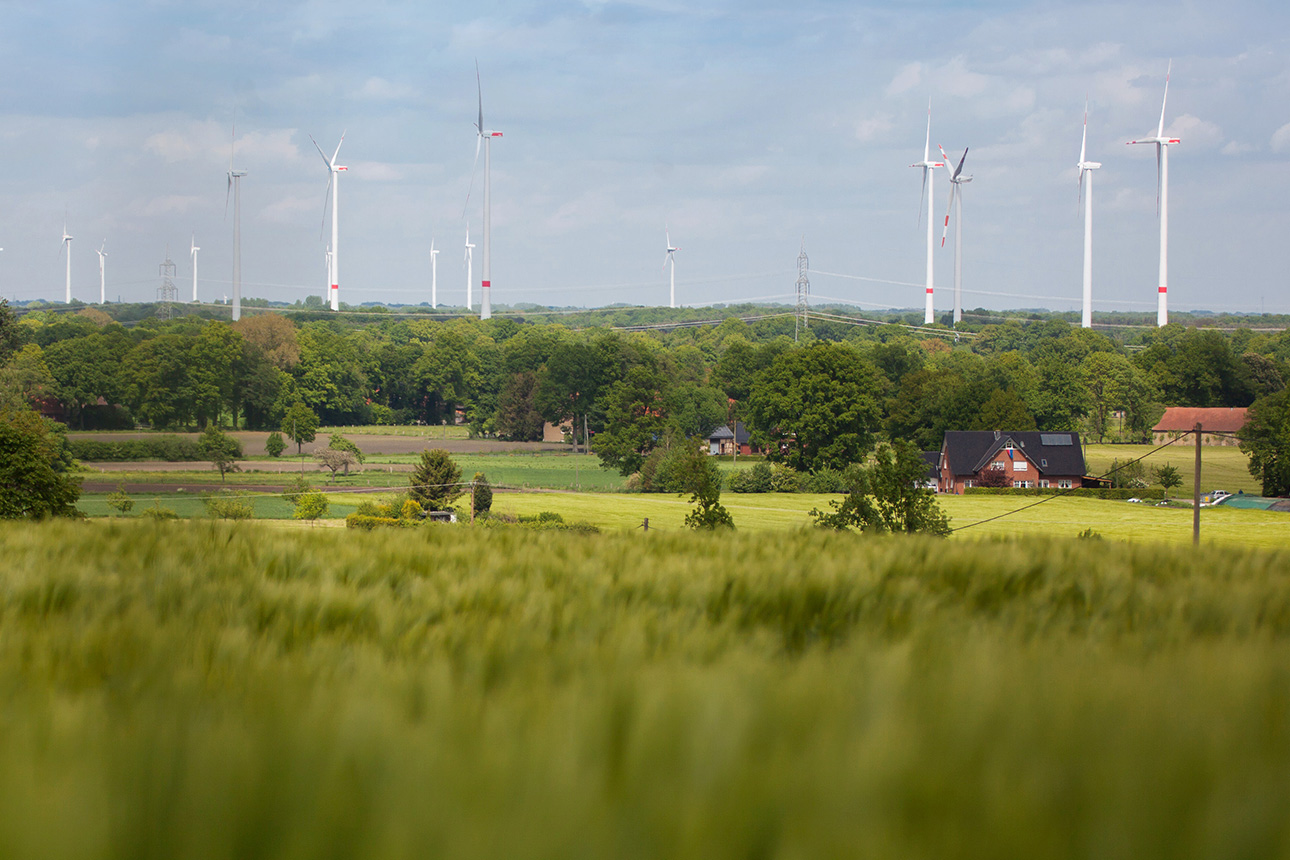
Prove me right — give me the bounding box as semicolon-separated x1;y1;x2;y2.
2;0;1288;317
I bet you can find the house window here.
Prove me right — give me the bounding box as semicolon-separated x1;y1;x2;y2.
1014;480;1033;489
990;461;1006;471
1058;479;1073;489
1039;479;1050;488
1013;460;1028;472
963;480;973;489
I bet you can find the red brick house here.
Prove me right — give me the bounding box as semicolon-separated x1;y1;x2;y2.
1151;407;1247;446
938;431;1087;494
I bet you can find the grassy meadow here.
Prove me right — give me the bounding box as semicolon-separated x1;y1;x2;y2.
1084;442;1257;496
1;521;1288;859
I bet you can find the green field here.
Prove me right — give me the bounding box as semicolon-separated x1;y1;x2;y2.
1084;442;1257;496
319;424;472;439
1;522;1288;859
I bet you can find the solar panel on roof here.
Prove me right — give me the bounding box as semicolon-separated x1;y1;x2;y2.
1040;434;1073;446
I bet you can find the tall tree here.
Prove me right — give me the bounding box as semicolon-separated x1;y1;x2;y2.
811;441;950;535
0;406;81;519
409;449;463;510
281;402;319;455
748;342;883;472
1239;389;1290;497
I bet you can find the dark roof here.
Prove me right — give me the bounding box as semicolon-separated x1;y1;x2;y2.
941;431;1086;477
708;421;750;444
1152;407;1248;433
921;451;941;482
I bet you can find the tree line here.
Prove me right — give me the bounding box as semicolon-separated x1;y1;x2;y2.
3;299;1289;488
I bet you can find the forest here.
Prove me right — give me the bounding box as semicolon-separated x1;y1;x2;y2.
2;300;1288;480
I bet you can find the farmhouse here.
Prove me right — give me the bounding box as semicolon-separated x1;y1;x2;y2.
937;430;1087;494
708;421;755;456
1152;407;1247;446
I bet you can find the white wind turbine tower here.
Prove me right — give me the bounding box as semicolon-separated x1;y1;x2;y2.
310;132;347;312
61;222;73;303
464;226;475;309
467;62;503;320
430;238;440;309
96;241;107;304
664;226;679;309
1128;61;1180;327
226;127;247;321
910;102;944;325
1078;100;1101;329
190;234;200;302
938;145;971;327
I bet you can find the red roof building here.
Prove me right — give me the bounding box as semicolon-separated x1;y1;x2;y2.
1152;407;1247;446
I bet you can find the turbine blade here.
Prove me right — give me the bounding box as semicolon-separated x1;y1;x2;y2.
462;133;482;218
309;134;331;167
320;173;333;241
918;166;928;227
1157;60;1171;139
1080;97;1088;166
954;147;968;179
924;99;932;163
224;174;232;220
476;60;484;134
941;184;956;247
331;132;346;165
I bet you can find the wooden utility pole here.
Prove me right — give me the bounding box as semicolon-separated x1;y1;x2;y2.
1193;423;1202;546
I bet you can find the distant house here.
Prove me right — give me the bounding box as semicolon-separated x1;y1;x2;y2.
921;451;942;492
938;431;1088;494
708;422;755;456
1152;407;1248;446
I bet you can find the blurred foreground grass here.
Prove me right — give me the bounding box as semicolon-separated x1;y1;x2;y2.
1;522;1288;859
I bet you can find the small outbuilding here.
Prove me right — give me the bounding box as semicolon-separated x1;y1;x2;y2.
708;422;755;456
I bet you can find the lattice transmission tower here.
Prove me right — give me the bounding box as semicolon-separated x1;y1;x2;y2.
157;251;178;321
794;238;810;342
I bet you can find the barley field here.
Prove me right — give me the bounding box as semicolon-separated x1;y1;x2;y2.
1;521;1288;859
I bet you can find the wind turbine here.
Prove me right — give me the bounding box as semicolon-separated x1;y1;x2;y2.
1078;100;1101;329
464;225;475;309
430;238;440;309
663;226;679;309
324;244;332;297
226;126;247;321
190;234;200;302
310;132;347;312
938;146;971;327
96;241;107;304
467;62;502;320
910;102;944;325
1128;61;1180;327
61;222;73;303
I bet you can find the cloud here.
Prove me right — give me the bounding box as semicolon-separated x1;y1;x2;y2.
1165;114;1224;149
146;131;198;163
1222;140;1255;155
357;77;415;102
855;113;894;142
139;195;202;217
886;63;922;97
259;194;318;224
349;161;404;182
1272;122;1290;153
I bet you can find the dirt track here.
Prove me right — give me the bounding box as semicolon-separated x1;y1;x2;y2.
71;431;568;457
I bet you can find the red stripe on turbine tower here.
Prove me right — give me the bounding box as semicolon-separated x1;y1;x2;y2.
482;280;490;287
1159;286;1167;293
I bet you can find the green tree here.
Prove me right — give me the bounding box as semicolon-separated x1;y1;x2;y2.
0;298;21;363
494;371;545;441
281;402;319;455
471;472;493;515
593;363;669;475
409;448;463;510
1155;463;1182;499
293;491;329;524
106;483;135;516
811;441;950;535
315;447;357;483
747;341;882;472
674;442;733;530
1239;389;1290;497
0;407;81;519
265;431;285;458
197;425;243;483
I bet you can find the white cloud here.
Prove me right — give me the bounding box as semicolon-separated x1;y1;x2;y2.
349;161;404;182
357;77;415;102
139;195;202;217
259;194;318;224
855;113;894;142
886;63;922;97
146;131;197;163
1165;114;1224;149
1271;122;1290;153
1222;140;1255;155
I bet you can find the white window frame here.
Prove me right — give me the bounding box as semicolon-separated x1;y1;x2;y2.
1013;460;1028;472
1058;479;1073;490
1013;480;1033;489
990;460;1006;471
1039;479;1050;488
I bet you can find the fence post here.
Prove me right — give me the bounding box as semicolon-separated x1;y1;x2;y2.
1193;423;1202;546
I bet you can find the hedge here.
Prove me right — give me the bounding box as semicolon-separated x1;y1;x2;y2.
69;436;204;462
344;514;420;530
963;487;1166;500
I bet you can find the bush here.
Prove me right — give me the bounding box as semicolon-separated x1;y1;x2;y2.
68;436;203;462
140;503;178;520
400;499;424;520
768;464;803;493
293;491;329;523
804;467;848;494
106;484;134;516
204;493;254;520
283;475;312;505
727;462;773;493
963;487;1165;500
265;431;285;458
345;514;418;530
